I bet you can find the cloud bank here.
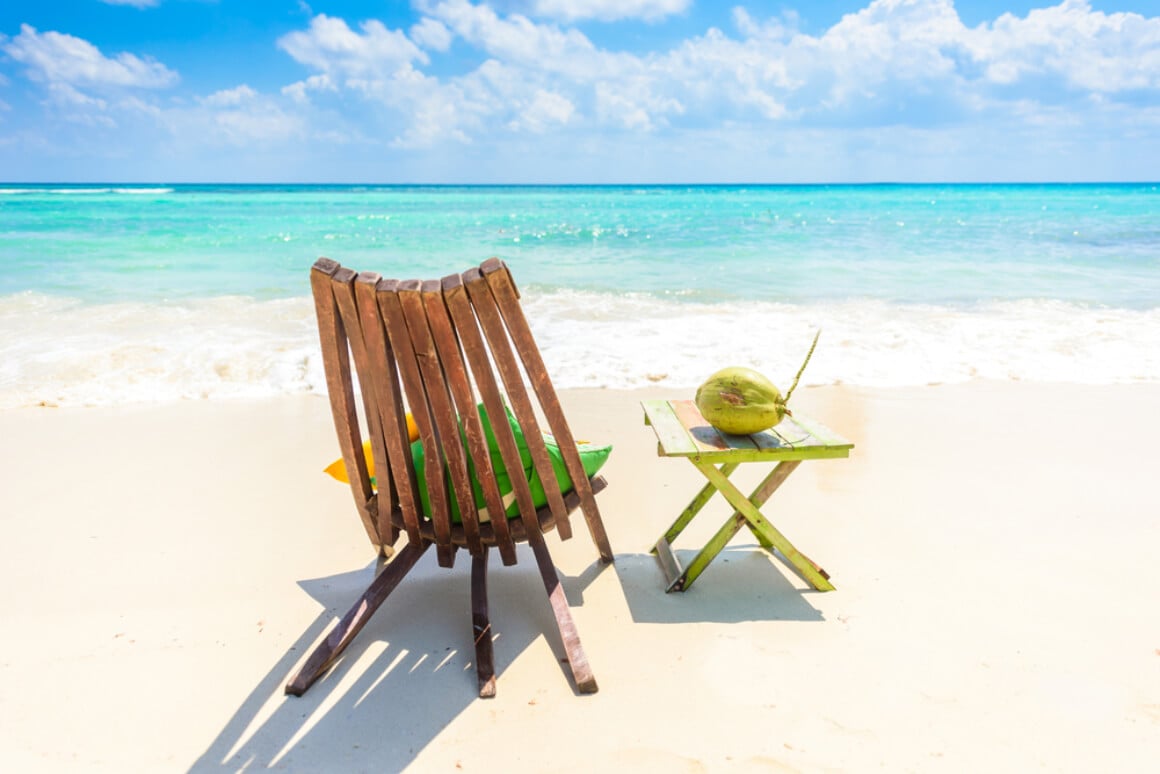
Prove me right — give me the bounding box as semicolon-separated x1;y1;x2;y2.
2;0;1158;181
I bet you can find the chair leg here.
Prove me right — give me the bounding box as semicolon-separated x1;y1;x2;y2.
528;532;598;694
471;547;497;698
581;477;614;564
285;541;429;696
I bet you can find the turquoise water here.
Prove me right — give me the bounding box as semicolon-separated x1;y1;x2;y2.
4;183;1159;305
2;183;1159;405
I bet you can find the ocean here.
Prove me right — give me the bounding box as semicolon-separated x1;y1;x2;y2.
2;183;1158;407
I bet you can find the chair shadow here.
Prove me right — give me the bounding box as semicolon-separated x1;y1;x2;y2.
612;545;826;624
189;548;610;773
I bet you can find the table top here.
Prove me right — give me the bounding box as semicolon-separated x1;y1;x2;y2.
642;399;854;462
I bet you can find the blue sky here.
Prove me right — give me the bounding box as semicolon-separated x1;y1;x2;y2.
1;0;1158;183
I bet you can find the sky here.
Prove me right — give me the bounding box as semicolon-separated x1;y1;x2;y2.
1;0;1158;183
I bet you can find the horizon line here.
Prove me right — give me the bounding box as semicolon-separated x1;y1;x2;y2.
3;180;1157;187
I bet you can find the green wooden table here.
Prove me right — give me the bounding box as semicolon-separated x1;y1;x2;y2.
642;399;854;593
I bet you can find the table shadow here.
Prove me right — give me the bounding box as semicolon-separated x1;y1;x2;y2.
612;546;826;624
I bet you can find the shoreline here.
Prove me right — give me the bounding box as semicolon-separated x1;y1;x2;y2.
2;382;1159;771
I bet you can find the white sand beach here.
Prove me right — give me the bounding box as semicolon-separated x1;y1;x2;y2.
2;383;1159;772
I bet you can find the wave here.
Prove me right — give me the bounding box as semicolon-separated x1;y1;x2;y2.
2;290;1158;407
0;187;175;195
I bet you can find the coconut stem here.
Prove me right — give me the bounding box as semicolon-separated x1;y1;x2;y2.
783;329;820;404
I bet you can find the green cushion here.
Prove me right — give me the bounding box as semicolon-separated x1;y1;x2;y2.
409;403;611;524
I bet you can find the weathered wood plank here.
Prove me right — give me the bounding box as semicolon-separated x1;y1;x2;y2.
527;529;597;693
657;461;740;545
670;399;731;452
331;268;397;551
679;513;748;591
647;400;852;462
670;399;760;454
463;267;572;541
442;271;519;566
483;259;611;562
471;546;496;698
378;280;449;562
692;459;834;591
285;541;428;696
401;280;483;560
421;279;486;557
351;272;399;548
356;272;416;547
651;536;684;592
363;279;425;545
785;412;855;450
750;424;795;451
641;399;699;457
396;280;455;568
310;261;380;552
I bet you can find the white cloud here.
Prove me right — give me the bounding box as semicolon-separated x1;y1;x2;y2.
964;0;1160;91
410;18;453;51
732;7;799;41
277;14;428;79
166;86;305;146
281;74;336;103
48;83;109;110
199;85;259;108
509;88;575;131
594;82;655;129
421;0;683;130
424;0;599;70
269;0;1156;149
528;0;689;23
2;25;178;90
385;68;480;147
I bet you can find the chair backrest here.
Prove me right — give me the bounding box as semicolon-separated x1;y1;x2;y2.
310;257;603;569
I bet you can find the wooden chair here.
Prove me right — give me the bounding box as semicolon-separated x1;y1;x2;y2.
286;257;613;699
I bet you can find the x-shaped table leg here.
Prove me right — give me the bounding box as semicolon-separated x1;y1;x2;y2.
652;459;834;592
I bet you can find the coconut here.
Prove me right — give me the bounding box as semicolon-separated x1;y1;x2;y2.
695;331;820;436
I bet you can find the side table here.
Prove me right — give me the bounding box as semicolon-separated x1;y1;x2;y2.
642;399;854;593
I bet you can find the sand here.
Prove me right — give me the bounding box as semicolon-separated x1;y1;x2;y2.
2;383;1159;772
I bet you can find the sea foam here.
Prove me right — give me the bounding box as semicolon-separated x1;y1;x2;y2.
3;290;1158;408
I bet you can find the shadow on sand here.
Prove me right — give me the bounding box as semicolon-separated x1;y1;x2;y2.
613;545;826;624
189;542;822;771
189;547;609;772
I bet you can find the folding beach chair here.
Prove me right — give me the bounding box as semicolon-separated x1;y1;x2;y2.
286;258;613;698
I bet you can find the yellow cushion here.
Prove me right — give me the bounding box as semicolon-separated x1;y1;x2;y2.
323;413;419;484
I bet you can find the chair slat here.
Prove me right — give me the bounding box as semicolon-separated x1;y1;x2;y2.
421;279;492;556
374;280;430;550
482;259;612;557
459;268;547;545
330;268;399;550
386;280;455;568
356;272;417;548
310;260;381;552
465;267;573;540
400;280;482;559
441;273;519;565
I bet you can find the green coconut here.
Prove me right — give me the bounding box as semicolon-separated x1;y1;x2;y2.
695;331;820;436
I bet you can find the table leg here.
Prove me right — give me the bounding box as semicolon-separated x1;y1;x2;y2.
654;462;740;546
652;462;742;592
677;513;748;591
739;461;800;550
693;460;834;591
672;461;797;591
